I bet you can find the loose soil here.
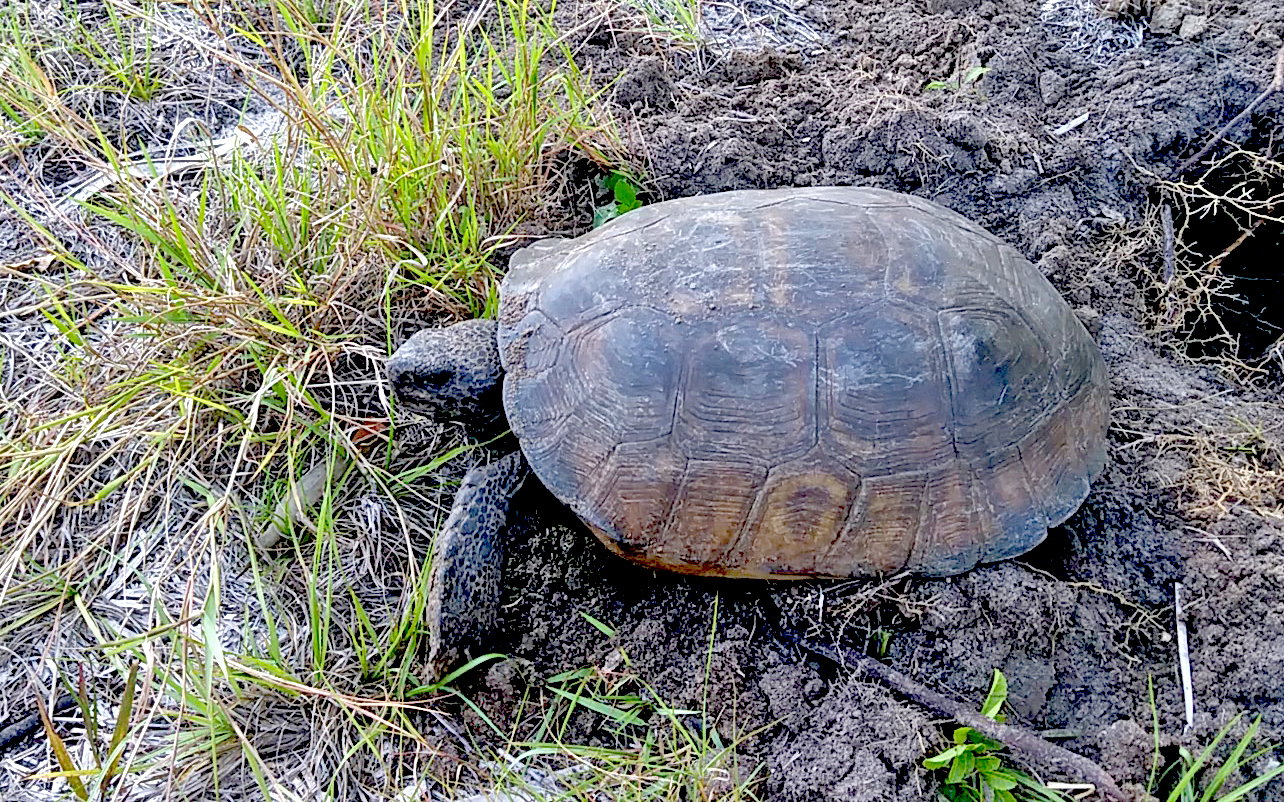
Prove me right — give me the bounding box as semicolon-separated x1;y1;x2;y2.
3;0;1284;800
482;0;1284;799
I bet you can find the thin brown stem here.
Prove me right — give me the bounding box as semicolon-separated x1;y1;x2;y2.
1172;46;1284;178
797;636;1132;802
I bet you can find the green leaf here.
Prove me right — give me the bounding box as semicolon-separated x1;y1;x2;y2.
429;653;505;689
966;729;1005;751
939;785;970;802
546;666;595;683
980;669;1008;720
1198;716;1257;802
579;611;616;637
982;769;1018;790
947;748;976;784
35;694;89;801
924;754;953;771
1165;718;1236;802
975;755;1001;773
592;201;620;228
1215;761;1284;802
1011;768;1071;801
925;743;973;769
613;180;640;212
102;662;139;784
604;170;642;212
546;685;644;726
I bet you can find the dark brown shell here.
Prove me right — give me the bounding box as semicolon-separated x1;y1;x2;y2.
496;187;1109;577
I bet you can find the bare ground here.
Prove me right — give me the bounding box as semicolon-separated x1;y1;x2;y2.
480;0;1284;798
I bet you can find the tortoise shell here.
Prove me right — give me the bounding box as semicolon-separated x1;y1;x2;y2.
496;187;1109;578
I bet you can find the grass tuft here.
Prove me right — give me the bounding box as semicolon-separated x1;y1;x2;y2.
474;603;763;801
0;0;630;797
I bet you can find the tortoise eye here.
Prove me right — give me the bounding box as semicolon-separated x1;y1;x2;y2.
420;370;453;388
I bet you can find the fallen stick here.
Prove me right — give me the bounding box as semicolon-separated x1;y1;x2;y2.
795;635;1130;802
1172;45;1284;178
1175;584;1195;733
0;694;78;753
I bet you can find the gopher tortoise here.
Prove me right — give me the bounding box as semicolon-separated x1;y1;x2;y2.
388;186;1110;674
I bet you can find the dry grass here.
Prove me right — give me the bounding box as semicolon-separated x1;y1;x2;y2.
0;0;756;799
1039;0;1145;65
1115;398;1284;523
1150;147;1284;363
1035;117;1282;530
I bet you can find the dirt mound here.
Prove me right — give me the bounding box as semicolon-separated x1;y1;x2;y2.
468;0;1284;798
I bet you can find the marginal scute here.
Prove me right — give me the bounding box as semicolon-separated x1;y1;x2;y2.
739;453;861;576
974;444;1050;563
826;472;924;575
516;416;614;507
581;440;687;557
901;462;992;576
532;246;630;327
497;187;1110;578
661;460;768;575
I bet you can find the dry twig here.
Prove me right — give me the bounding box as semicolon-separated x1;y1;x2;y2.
1172;45;1284;178
1160;203;1175;285
797;636;1130;802
1175;584;1194;734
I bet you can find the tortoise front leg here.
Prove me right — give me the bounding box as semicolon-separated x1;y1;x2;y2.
427;450;528;679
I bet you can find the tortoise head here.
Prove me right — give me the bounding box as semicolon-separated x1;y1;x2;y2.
388;319;506;430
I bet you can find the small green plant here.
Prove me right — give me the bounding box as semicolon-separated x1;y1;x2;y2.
593;170;644;227
924;66;990;93
923;670;1067;802
1151;712;1284;802
623;0;703;47
1140;676;1284;802
487;605;762;801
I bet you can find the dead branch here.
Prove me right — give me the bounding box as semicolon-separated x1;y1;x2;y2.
796;635;1132;802
1172;45;1284;178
